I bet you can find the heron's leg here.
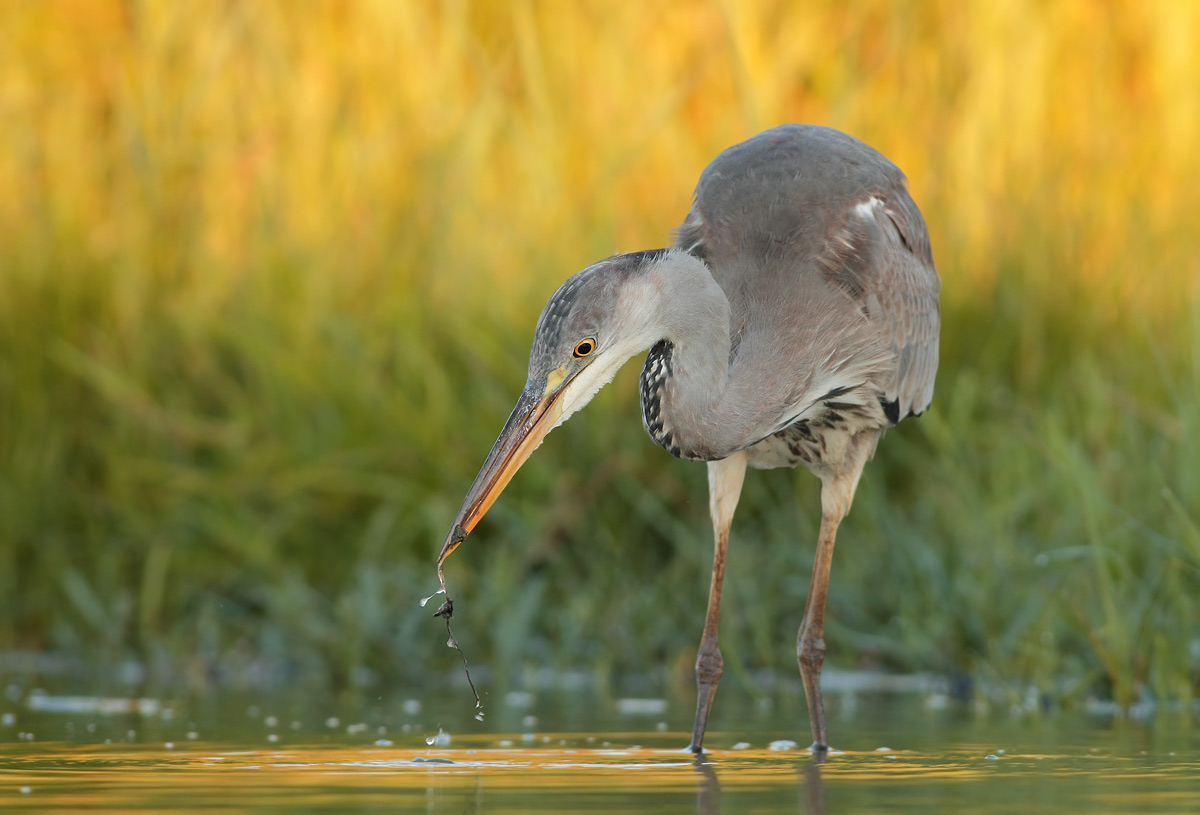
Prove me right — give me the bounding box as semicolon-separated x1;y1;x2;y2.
798;431;878;757
689;450;748;755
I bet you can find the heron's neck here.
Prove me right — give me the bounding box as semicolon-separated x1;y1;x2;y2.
635;250;740;460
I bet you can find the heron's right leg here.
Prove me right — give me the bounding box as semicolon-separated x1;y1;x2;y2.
689;450;748;755
798;430;878;757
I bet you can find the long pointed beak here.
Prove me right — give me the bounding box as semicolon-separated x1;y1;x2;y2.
437;378;565;569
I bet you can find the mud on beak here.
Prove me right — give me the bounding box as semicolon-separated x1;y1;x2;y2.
437;373;568;568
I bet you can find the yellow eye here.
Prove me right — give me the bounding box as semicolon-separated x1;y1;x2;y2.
573;338;596;358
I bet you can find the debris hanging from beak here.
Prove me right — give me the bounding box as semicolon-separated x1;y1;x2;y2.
425;523;483;721
432;595;484;720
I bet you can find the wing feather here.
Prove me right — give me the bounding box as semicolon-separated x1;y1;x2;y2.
674;125;940;438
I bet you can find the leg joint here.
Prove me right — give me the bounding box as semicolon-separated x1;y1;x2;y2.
797;632;826;672
696;646;724;683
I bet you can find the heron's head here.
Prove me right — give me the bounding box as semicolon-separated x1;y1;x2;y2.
437;250;671;566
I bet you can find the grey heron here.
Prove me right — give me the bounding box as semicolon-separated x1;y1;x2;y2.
435;124;940;756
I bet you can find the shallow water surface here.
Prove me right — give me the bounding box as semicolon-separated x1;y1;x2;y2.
1;689;1197;813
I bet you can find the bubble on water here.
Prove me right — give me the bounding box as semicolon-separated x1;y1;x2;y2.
875;746;892;752
420;589;446;608
768;739;798;751
985;754;999;761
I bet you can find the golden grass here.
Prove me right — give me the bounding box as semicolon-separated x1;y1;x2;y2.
3;1;1197;311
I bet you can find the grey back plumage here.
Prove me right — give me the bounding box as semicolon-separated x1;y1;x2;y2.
674;125;940;434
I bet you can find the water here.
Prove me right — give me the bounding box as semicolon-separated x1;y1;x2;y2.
1;685;1197;813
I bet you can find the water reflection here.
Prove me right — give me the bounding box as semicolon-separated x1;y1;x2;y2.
2;690;1198;813
804;761;826;815
693;757;721;815
692;752;826;815
3;739;1200;814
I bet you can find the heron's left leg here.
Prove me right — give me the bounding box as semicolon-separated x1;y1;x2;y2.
689;450;748;755
798;430;879;757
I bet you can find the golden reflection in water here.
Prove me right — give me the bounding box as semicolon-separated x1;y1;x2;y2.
2;739;1198;814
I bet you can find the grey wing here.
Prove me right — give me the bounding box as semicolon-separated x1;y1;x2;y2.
860;190;940;420
674;125;940;426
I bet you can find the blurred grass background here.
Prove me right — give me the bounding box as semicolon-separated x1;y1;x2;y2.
1;0;1197;708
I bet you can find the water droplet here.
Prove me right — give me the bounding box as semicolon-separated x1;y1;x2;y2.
474;713;485;722
425;735;436;746
420;589;445;608
446;635;458;649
